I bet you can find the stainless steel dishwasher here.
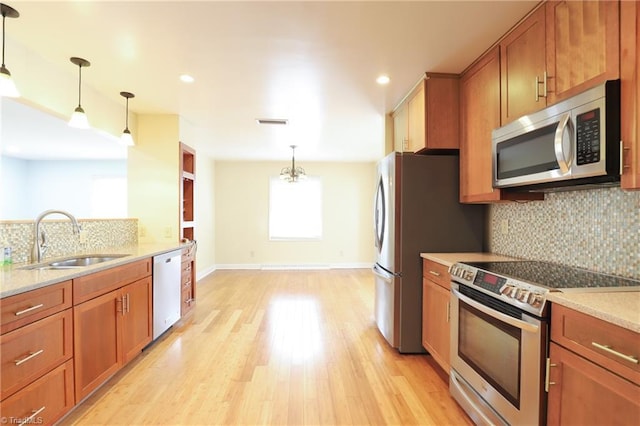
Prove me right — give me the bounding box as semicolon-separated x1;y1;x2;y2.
153;249;182;340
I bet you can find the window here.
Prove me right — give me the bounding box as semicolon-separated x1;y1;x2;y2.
269;176;322;240
91;176;127;218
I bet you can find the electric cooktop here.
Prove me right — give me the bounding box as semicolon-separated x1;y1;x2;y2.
460;260;640;291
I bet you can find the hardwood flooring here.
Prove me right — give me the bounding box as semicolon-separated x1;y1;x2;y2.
61;269;473;425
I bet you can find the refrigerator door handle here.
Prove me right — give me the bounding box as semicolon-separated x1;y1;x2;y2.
372;263;399;280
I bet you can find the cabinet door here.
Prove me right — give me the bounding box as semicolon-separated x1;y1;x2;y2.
121;277;153;365
421;278;450;373
546;0;620;105
547;342;640;426
393;103;409;152
460;47;503;203
74;290;122;402
500;6;546;124
407;83;426;152
621;0;639;190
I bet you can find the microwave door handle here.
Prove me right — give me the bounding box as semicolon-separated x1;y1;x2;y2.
554;113;573;174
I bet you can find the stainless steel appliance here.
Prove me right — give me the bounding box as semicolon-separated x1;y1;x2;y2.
449;260;640;426
153;249;182;340
372;152;485;353
492;80;621;192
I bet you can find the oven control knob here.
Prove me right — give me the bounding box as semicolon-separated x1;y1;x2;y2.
517;290;530;303
464;271;474;281
530;294;544;308
500;285;514;297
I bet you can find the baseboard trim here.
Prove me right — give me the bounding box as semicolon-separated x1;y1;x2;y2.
213;263;373;271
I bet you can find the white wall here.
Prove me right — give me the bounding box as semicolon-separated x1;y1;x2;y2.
1;157;126;219
214;161;376;268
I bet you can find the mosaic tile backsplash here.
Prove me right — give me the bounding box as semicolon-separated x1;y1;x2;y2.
489;187;640;280
0;219;138;264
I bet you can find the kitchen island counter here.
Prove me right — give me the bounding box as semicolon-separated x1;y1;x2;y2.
0;242;191;298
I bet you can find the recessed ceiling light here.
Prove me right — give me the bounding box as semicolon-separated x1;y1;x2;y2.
180;74;194;83
376;75;390;85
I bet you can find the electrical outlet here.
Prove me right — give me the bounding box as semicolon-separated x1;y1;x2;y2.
139;226;146;237
250;250;255;258
164;227;172;238
500;219;509;235
79;230;87;244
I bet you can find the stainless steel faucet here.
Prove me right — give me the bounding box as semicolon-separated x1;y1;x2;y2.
32;210;82;263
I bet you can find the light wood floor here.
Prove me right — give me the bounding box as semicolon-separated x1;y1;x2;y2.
62;269;473;425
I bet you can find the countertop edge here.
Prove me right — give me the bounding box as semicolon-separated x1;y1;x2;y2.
0;243;191;298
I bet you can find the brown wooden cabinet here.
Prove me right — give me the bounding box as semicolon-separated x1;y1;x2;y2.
181;244;196;316
393;73;459;153
545;0;620;105
73;261;152;402
0;281;75;424
459;47;504;203
180;142;196;242
621;0;639;190
500;6;547;124
547;304;640;425
421;259;451;373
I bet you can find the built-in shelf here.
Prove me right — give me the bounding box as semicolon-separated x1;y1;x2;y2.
179;142;196;317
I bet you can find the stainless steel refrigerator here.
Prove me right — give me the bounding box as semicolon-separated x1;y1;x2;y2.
373;152;485;353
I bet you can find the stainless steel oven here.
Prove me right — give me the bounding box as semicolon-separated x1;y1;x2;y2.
450;281;548;425
448;261;640;426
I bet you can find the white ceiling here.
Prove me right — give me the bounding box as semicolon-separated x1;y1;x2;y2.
1;1;537;162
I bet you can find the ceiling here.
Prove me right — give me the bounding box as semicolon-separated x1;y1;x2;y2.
2;1;537;162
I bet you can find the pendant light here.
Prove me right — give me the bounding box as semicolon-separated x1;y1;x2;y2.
279;145;306;183
68;57;90;129
119;91;135;146
0;3;19;98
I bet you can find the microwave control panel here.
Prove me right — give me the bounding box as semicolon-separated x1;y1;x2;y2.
576;108;601;165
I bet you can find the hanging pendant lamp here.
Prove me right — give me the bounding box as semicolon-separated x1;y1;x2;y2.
0;3;19;98
68;57;90;129
279;145;306;183
119;91;135;146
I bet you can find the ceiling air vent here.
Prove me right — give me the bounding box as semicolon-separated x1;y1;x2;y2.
256;118;288;125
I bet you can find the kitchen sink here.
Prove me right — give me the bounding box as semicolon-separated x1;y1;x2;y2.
20;254;130;270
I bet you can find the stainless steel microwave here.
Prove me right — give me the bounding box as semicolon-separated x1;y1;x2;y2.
492;80;621;191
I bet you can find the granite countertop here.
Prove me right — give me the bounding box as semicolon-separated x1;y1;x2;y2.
547;291;640;333
420;252;520;267
0;242;190;298
421;252;640;334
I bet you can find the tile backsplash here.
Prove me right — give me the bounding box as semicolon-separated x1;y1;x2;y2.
489;187;640;280
0;219;138;264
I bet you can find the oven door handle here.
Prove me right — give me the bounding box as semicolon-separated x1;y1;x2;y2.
452;288;539;333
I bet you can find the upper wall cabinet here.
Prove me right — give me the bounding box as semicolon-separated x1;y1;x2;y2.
621;0;639;190
500;6;546;124
545;0;620;105
499;0;620;126
392;73;459;153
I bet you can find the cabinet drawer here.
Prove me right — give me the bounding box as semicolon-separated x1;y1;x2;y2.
551;304;640;386
73;258;152;304
422;259;451;289
0;359;75;425
1;309;73;399
1;281;72;334
182;245;195;263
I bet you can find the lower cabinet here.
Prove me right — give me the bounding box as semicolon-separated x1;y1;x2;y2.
181;245;196;317
547;342;640;425
547;304;640;425
421;259;451;372
74;276;152;402
0;359;75;425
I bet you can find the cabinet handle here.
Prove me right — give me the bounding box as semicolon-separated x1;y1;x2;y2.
15;304;44;316
428;270;441;277
544;358;557;392
14;349;44;366
535;72;548;102
18;406;46;426
591;342;639;364
117;296;124;313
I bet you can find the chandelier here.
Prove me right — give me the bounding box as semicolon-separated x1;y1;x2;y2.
280;145;306;183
